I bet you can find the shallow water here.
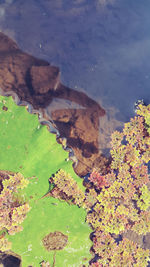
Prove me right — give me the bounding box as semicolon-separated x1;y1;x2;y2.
0;2;150;265
0;0;150;135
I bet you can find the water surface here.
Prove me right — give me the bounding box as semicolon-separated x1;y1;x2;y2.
0;0;150;139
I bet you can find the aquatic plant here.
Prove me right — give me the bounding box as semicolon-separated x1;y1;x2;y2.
0;95;91;266
49;169;85;207
47;103;150;266
137;103;150;134
88;169;108;189
86;103;150;266
0;236;11;252
91;232;149;267
0;95;150;266
0;172;30;251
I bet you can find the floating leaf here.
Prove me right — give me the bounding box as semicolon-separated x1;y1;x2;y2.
0;96;91;266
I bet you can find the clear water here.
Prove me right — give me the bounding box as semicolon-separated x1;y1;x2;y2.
0;0;150;134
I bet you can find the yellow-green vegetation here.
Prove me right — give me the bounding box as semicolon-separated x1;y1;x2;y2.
87;104;150;266
0;173;30;251
49;169;85;207
0;95;150;267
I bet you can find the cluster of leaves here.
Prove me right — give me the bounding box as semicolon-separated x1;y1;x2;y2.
1;101;148;265
86;104;150;266
0;95;92;266
0;173;30;252
90;231;149;267
0;234;11;252
42;104;150;266
49;169;100;212
49;169;85;207
88;170;108;189
137;104;150;134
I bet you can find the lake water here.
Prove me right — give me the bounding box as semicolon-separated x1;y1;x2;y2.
0;1;150;265
0;0;150;139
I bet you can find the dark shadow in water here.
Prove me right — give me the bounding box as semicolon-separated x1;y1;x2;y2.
0;252;21;267
0;32;110;176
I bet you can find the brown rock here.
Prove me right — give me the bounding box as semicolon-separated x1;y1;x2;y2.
30;65;60;94
0;32;55;108
0;32;109;176
51;108;110;176
0;32;18;52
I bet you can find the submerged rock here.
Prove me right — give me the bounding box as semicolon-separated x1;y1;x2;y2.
0;32;109;176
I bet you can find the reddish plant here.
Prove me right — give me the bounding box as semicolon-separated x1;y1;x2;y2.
89;169;108;189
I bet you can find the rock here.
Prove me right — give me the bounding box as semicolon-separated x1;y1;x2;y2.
30;65;60;94
0;32;18;52
0;32;55;108
51;108;110;176
0;32;109;176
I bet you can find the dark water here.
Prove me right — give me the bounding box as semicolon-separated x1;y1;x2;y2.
0;0;150;135
0;253;20;267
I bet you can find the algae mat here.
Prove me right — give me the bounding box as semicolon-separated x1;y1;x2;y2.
0;96;92;266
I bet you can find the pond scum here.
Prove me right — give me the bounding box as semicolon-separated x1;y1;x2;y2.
0;96;150;266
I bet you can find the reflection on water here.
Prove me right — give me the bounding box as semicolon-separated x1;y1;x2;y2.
0;0;150;152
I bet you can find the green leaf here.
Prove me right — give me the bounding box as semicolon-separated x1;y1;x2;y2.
0;96;92;266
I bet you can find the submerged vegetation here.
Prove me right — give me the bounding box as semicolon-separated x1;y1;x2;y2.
0;95;150;266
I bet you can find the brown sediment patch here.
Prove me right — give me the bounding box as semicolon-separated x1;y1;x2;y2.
42;231;68;251
0;31;110;176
